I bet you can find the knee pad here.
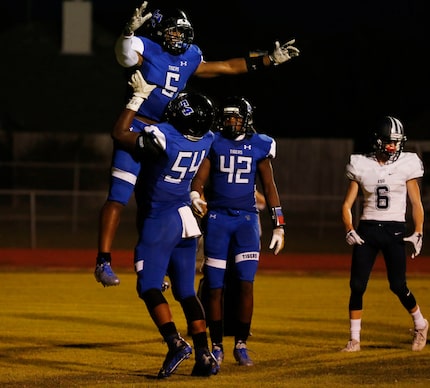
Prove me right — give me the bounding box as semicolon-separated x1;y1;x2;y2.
140;288;168;311
180;295;205;323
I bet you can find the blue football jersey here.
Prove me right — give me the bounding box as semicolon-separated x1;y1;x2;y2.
135;123;214;211
206;132;276;211
134;37;203;121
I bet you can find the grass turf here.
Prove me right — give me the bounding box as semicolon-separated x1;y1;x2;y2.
1;271;430;387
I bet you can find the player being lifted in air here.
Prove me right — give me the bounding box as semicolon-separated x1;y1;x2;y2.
94;2;299;287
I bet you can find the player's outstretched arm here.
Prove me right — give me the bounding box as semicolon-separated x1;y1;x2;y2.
194;38;300;78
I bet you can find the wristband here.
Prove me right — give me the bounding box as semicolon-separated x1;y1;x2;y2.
245;55;266;72
270;206;285;228
126;96;144;111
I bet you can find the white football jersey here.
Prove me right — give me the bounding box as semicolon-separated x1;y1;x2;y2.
346;152;424;222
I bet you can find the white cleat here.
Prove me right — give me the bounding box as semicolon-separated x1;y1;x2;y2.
341;339;360;352
412;319;428;351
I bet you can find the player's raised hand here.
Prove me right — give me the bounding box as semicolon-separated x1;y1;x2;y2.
403;232;423;259
126;70;156;111
269;227;285;255
269;39;300;65
124;1;152;36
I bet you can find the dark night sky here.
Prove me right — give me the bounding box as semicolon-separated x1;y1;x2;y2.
0;0;428;143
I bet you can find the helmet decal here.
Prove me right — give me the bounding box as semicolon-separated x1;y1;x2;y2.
165;93;215;139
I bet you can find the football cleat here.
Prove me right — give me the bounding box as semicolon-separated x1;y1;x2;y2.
94;262;120;287
412;319;428;351
212;343;224;365
158;335;192;379
191;347;219;376
233;341;254;366
340;339;361;352
161;280;170;292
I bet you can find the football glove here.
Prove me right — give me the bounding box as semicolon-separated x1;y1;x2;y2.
346;230;364;246
403;232;423;259
190;191;207;218
269;227;285;255
269;39;300;65
126;70;156;111
123;1;152;36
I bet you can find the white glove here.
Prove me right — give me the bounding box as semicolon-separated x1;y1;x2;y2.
190;191;207;218
126;70;156;111
346;230;364;246
269;39;300;65
269;227;285;255
123;2;152;36
404;232;423;259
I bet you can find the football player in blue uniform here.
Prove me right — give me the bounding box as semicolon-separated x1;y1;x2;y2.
341;116;428;352
190;97;286;367
112;70;219;378
95;2;299;287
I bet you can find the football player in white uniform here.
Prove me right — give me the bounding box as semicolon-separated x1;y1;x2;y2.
341;116;428;352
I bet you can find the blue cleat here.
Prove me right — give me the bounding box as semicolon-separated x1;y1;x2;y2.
158;335;192;379
212;343;224;366
191;347;219;376
233;341;254;366
94;262;120;287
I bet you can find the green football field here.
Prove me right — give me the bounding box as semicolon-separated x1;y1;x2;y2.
1;270;430;387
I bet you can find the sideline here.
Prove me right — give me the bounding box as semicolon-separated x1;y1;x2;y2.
1;248;430;274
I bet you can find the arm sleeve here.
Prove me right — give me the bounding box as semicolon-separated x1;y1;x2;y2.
114;35;143;68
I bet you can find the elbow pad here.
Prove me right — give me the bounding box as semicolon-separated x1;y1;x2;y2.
115;35;140;67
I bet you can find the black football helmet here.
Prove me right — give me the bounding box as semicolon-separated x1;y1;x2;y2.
220;96;255;139
373;116;406;162
165;92;215;140
148;8;194;55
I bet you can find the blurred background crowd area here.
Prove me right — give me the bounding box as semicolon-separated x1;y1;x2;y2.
0;1;429;253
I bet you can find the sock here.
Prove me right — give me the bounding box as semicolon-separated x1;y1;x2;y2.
192;331;209;352
159;322;178;342
96;252;111;265
235;321;251;344
350;318;361;342
411;306;427;330
208;319;223;345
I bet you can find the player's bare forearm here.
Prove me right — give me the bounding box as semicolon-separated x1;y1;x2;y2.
111;110;139;153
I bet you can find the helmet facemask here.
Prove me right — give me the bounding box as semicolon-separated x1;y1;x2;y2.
163;21;194;54
220;98;254;140
222;108;247;139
